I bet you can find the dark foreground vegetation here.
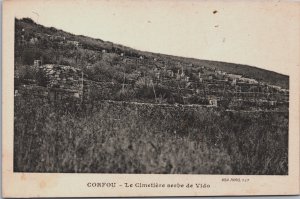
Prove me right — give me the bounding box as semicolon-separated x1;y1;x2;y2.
14;95;288;174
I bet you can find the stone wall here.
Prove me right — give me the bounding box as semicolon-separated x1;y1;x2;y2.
39;64;83;91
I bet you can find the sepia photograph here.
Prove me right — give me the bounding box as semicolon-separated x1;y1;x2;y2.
3;0;300;197
13;13;289;175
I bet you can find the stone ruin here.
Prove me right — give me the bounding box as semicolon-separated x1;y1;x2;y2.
38;64;85;101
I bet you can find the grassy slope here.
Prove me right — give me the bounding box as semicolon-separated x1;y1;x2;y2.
16;18;289;89
14;95;288;174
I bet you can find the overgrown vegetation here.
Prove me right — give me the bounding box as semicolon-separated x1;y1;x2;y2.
14;95;288;174
15;18;289;89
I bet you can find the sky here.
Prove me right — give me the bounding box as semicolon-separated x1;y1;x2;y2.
11;0;300;75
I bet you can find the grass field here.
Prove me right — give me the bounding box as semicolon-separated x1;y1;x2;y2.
14;95;288;174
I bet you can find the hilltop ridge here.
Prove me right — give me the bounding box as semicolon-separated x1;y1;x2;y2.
15;17;288;89
14;17;289;110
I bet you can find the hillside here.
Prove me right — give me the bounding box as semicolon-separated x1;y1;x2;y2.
13;17;289;175
15;17;288;89
14;17;290;111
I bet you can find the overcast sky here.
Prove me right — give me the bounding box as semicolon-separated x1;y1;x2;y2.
12;0;300;75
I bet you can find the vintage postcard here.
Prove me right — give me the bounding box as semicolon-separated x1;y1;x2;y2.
2;0;300;197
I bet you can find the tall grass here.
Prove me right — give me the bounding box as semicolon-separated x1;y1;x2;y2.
14;95;288;174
